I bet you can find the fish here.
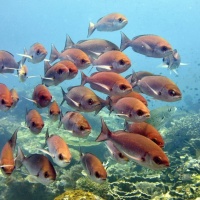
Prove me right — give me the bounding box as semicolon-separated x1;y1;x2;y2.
0;128;18;176
0;83;13;111
59;111;91;138
48;100;61;121
18;43;48;64
10;88;19;108
32;84;52;108
124;121;164;148
60;86;107;115
49;44;91;69
120;32;173;58
162;49;188;75
0;50;20;74
91;50;131;73
16;147;56;185
108;97;150;122
39;129;71;167
64;35;119;58
133;75;182;102
42;60;78;87
88;13;128;37
108;91;148;107
25;109;44;134
81;71;132;96
105;140;129;163
80;152;107;183
146;106;177;130
17;64;28;82
96;119;170;170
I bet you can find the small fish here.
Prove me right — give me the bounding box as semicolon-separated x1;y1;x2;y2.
59;111;91;138
25;109;44;134
162;49;187;75
49;44;91;69
88;13;128;37
64;35;119;58
32;84;52;108
16;147;56;185
120;32;173;58
10;88;19;108
108;97;150;122
80;152;107;183
124;121;164;148
133;75;182;102
17;64;28;82
105;140;129;163
146;106;177;130
18;43;47;64
39;129;71;167
96;119;170;170
81;71;132;96
60;86;107;115
108;91;148;107
0;128;18;176
42;60;78;87
0;83;13;111
0;50;20;74
48;100;61;121
91;50;131;73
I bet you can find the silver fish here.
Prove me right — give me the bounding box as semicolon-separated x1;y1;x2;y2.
88;13;128;37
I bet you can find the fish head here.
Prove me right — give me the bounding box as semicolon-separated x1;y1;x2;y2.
0;95;13;111
154;42;173;58
76;53;91;69
1;164;15;176
81;94;101;112
113;80;132;96
49;109;61;121
147;154;170;170
38;93;52;107
37;168;56;185
30;44;47;63
91;167;107;183
29;120;44;134
113;15;128;29
54;152;71;167
160;84;182;102
73;121;91;138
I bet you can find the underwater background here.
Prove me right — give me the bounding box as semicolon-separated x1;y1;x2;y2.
0;0;200;199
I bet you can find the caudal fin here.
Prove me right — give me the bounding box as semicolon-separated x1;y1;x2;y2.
87;22;96;37
49;44;60;63
120;32;131;51
81;72;88;85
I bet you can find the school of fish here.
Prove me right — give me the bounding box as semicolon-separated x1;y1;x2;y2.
0;12;182;185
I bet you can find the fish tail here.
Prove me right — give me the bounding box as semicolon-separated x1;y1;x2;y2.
81;72;88;85
87;22;96;38
44;60;52;74
60;87;66;106
94;97;108;115
120;32;131;51
58;111;63;128
64;34;74;50
49;44;60;63
9;127;19;151
15;147;25;169
96;118;111;142
45;128;49;143
106;96;113;115
21;48;28;64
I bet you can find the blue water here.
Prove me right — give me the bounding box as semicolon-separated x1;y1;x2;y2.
1;1;200;199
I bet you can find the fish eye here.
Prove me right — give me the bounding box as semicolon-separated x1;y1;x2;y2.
153;156;163;165
41;123;44;128
152;138;158;143
118;152;124;158
118;18;123;23
24;72;27;76
36;49;41;55
79;125;85;131
49;110;53;115
58;110;61;114
137;109;144;116
161;46;168;52
168;89;176;96
58;69;63;74
81;59;86;64
88;98;94;105
119;59;125;65
119;84;127;90
44;171;49;178
40;95;45;100
58;153;64;160
95;171;100;178
1;99;5;104
32;122;36;127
